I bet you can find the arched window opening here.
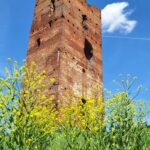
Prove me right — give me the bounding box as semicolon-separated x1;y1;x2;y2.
82;68;86;73
48;19;53;27
84;39;93;61
50;0;55;13
82;14;88;31
36;38;41;47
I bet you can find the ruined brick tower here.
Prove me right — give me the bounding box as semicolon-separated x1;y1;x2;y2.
27;0;102;100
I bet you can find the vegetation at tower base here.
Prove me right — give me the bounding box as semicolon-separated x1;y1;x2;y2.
0;60;150;150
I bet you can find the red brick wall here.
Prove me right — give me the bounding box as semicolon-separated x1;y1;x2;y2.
27;0;103;100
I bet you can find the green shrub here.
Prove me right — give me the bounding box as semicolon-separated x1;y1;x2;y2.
0;60;149;150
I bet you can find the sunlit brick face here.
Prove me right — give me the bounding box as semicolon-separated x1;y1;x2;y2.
27;0;103;100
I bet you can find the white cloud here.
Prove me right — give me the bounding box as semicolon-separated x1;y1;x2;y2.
102;2;137;33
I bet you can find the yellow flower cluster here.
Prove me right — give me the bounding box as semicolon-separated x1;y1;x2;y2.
58;94;104;131
1;59;149;150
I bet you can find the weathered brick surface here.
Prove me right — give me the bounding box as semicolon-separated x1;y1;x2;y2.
27;0;103;100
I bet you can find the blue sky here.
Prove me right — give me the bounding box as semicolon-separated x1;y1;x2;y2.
0;0;150;103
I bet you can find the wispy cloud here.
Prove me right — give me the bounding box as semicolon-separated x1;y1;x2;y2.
103;35;150;41
102;2;137;34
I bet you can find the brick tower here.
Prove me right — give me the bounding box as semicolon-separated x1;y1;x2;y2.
27;0;102;100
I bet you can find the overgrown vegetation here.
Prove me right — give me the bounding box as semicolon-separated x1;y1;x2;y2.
0;60;150;150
